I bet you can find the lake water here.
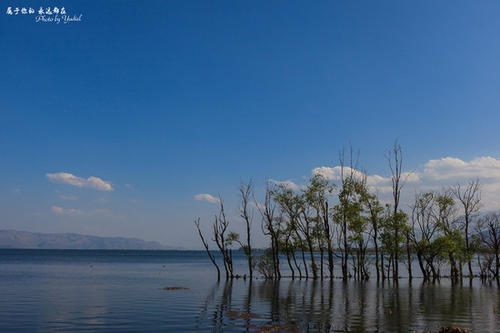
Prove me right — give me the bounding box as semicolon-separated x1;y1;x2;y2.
0;249;498;332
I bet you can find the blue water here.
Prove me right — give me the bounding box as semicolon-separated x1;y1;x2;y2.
0;249;498;332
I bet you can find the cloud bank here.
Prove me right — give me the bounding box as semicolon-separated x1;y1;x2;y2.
424;156;500;181
46;172;113;191
271;156;500;211
194;193;220;203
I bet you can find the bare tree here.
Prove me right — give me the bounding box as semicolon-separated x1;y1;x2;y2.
255;182;281;279
475;213;500;278
213;197;234;279
195;218;221;280
239;180;254;279
452;179;481;278
387;140;403;281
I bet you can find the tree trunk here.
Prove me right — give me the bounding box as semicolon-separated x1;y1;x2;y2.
374;228;379;281
301;245;309;279
495;248;499;278
307;237;318;279
406;233;412;280
286;248;294;279
324;202;334;279
416;252;427;280
292;248;302;279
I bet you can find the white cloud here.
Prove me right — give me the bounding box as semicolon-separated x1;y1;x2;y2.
46;172;113;191
51;206;83;216
194;193;220;203
313;166;365;182
198;156;500;213
51;205;111;217
417;156;500;210
310;156;500;210
402;171;420;183
312;166;420;186
269;179;302;191
424;156;500;181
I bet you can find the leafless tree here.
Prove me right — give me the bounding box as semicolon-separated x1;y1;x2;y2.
213;197;234;279
195;218;221;280
452;179;481;277
239;180;254;279
255;182;281;279
475;213;500;278
387;140;403;281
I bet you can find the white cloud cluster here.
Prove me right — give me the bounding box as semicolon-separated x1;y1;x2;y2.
46;172;113;191
195;156;500;212
312;166;419;186
424;156;500;181
274;156;500;210
420;156;500;210
194;193;220;203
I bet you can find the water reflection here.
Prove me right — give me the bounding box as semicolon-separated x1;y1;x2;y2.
197;279;499;332
0;251;498;332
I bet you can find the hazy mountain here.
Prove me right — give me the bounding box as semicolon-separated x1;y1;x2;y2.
0;230;178;250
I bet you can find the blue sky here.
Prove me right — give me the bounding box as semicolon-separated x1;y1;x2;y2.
1;1;500;248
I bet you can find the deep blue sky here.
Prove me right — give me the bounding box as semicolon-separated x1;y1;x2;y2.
1;1;500;247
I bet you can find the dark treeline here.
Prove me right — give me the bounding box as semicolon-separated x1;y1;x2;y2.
195;143;500;282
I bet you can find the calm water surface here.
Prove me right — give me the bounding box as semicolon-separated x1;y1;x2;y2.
0;249;498;332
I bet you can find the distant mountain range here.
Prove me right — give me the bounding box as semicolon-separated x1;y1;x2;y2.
0;230;179;250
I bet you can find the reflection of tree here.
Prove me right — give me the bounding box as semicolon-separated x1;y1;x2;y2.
195;280;489;332
194;280;220;330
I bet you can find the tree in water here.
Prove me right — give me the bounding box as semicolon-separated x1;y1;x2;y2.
333;146;360;280
387;140;404;281
362;190;384;281
194;217;221;280
434;192;464;281
212;197;235;279
256;182;281;279
452;179;481;278
273;185;308;279
303;173;335;279
409;192;442;281
475;213;500;279
239;180;254;279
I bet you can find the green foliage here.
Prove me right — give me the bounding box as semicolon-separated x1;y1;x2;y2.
379;205;404;254
226;232;240;247
255;248;275;279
